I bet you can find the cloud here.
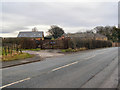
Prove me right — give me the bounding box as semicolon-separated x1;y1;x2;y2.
1;0;119;2
0;2;118;37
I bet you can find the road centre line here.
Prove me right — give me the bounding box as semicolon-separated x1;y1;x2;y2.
51;61;78;72
52;50;108;72
85;55;96;60
0;77;31;89
85;50;107;60
97;51;107;55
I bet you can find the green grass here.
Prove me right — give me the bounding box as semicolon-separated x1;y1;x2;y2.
2;47;17;56
2;53;35;61
22;48;42;51
61;48;87;53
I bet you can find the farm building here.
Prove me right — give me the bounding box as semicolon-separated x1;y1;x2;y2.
58;33;108;41
17;27;44;40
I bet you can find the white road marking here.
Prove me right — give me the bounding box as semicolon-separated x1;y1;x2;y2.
97;51;106;55
0;77;31;89
51;50;108;72
51;61;78;72
85;55;96;59
84;50;107;60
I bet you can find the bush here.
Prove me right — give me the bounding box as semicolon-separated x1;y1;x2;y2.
69;38;112;49
20;38;37;49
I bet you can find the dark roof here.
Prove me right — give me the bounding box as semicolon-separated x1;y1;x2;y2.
17;31;43;38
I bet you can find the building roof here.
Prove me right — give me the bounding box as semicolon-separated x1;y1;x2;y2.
64;33;107;39
94;33;107;38
17;31;44;38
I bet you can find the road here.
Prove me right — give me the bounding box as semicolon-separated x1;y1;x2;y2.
1;47;118;88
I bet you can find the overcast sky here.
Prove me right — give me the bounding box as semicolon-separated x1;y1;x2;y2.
0;0;118;37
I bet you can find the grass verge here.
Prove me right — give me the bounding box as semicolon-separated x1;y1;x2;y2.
2;53;35;62
61;48;87;53
22;48;42;51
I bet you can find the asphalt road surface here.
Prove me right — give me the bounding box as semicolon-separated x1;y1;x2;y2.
1;47;118;88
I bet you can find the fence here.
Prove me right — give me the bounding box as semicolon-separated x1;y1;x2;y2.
112;42;119;47
38;39;69;49
2;43;22;56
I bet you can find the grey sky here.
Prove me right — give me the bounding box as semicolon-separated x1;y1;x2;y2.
0;1;118;37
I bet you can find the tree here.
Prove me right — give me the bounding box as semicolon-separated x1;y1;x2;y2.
32;27;38;32
94;26;118;42
48;25;64;39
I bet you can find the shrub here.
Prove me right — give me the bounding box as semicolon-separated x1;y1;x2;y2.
20;38;37;49
69;38;112;49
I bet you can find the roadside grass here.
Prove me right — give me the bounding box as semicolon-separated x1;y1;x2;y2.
2;49;15;56
22;48;42;51
2;53;35;62
61;48;87;53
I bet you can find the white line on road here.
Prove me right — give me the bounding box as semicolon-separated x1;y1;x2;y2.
51;49;108;72
84;50;107;60
85;55;96;60
0;77;31;89
51;61;78;72
97;51;107;55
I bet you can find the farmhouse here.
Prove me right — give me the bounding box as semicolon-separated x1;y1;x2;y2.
17;28;44;40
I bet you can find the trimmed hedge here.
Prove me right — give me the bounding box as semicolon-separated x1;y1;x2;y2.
2;37;112;49
69;38;112;49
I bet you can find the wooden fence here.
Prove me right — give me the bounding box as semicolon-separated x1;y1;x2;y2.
38;39;69;49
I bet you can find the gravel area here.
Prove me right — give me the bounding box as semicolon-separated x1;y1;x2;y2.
23;50;64;58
